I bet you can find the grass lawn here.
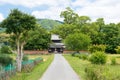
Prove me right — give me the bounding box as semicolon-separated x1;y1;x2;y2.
10;54;54;80
64;54;120;80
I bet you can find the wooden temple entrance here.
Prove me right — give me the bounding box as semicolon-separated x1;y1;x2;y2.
48;34;65;53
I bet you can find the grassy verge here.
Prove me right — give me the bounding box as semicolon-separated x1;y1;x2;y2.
64;54;120;80
10;54;54;80
64;54;89;80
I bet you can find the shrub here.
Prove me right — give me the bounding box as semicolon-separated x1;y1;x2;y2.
85;65;108;80
65;33;91;52
85;65;120;80
89;44;106;53
23;55;29;61
0;54;13;66
0;45;12;54
79;54;88;60
89;51;107;65
71;52;80;57
115;46;120;54
111;57;116;65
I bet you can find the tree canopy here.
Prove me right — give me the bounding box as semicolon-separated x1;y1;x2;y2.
65;33;91;52
24;25;51;50
52;7;120;53
0;9;37;72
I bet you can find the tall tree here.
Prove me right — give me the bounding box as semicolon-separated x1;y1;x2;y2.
24;25;51;50
76;16;91;27
65;33;91;52
52;24;78;39
0;9;36;72
60;7;78;24
103;23;120;53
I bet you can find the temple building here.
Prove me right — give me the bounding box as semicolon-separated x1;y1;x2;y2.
48;34;65;53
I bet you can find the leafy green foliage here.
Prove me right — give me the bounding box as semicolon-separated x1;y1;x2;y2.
52;24;78;39
115;46;120;54
0;54;13;66
24;26;51;50
0;9;37;72
23;55;29;61
71;53;80;57
0;45;12;54
89;44;106;53
1;9;36;34
71;52;88;60
64;54;120;80
85;65;120;80
65;33;91;51
85;65;109;80
89;51;107;64
111;57;117;65
103;23;120;53
60;7;78;24
79;54;88;60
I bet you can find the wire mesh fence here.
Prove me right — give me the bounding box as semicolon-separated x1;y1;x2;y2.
0;57;43;80
0;64;16;80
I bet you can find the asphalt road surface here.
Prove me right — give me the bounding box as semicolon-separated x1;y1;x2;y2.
40;54;80;80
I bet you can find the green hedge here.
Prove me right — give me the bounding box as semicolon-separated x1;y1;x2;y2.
89;51;107;65
0;46;13;54
0;54;13;66
115;46;120;54
89;45;106;53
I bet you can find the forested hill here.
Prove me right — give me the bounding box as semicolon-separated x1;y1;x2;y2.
37;19;63;30
0;19;63;32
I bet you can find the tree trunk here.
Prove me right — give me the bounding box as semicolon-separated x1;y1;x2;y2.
16;39;22;72
16;39;21;72
20;42;25;63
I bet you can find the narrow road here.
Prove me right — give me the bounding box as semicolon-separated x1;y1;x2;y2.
40;54;80;80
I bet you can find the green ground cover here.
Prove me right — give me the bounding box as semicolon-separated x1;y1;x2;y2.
64;54;120;80
10;54;54;80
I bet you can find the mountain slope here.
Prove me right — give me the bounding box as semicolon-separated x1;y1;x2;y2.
37;19;63;30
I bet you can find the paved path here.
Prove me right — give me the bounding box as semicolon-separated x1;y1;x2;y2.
40;54;80;80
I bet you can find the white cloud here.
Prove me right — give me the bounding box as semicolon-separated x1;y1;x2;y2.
1;0;120;23
0;0;70;8
32;7;65;21
31;0;70;21
74;0;120;23
0;13;4;22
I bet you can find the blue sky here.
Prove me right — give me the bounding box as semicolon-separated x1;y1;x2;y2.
0;0;120;23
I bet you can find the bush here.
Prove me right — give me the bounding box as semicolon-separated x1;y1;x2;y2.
85;65;108;80
89;51;107;65
115;46;120;54
0;54;13;66
0;45;12;54
85;65;120;80
65;33;91;51
23;55;29;61
111;57;116;65
89;44;106;53
71;52;80;57
79;54;88;60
